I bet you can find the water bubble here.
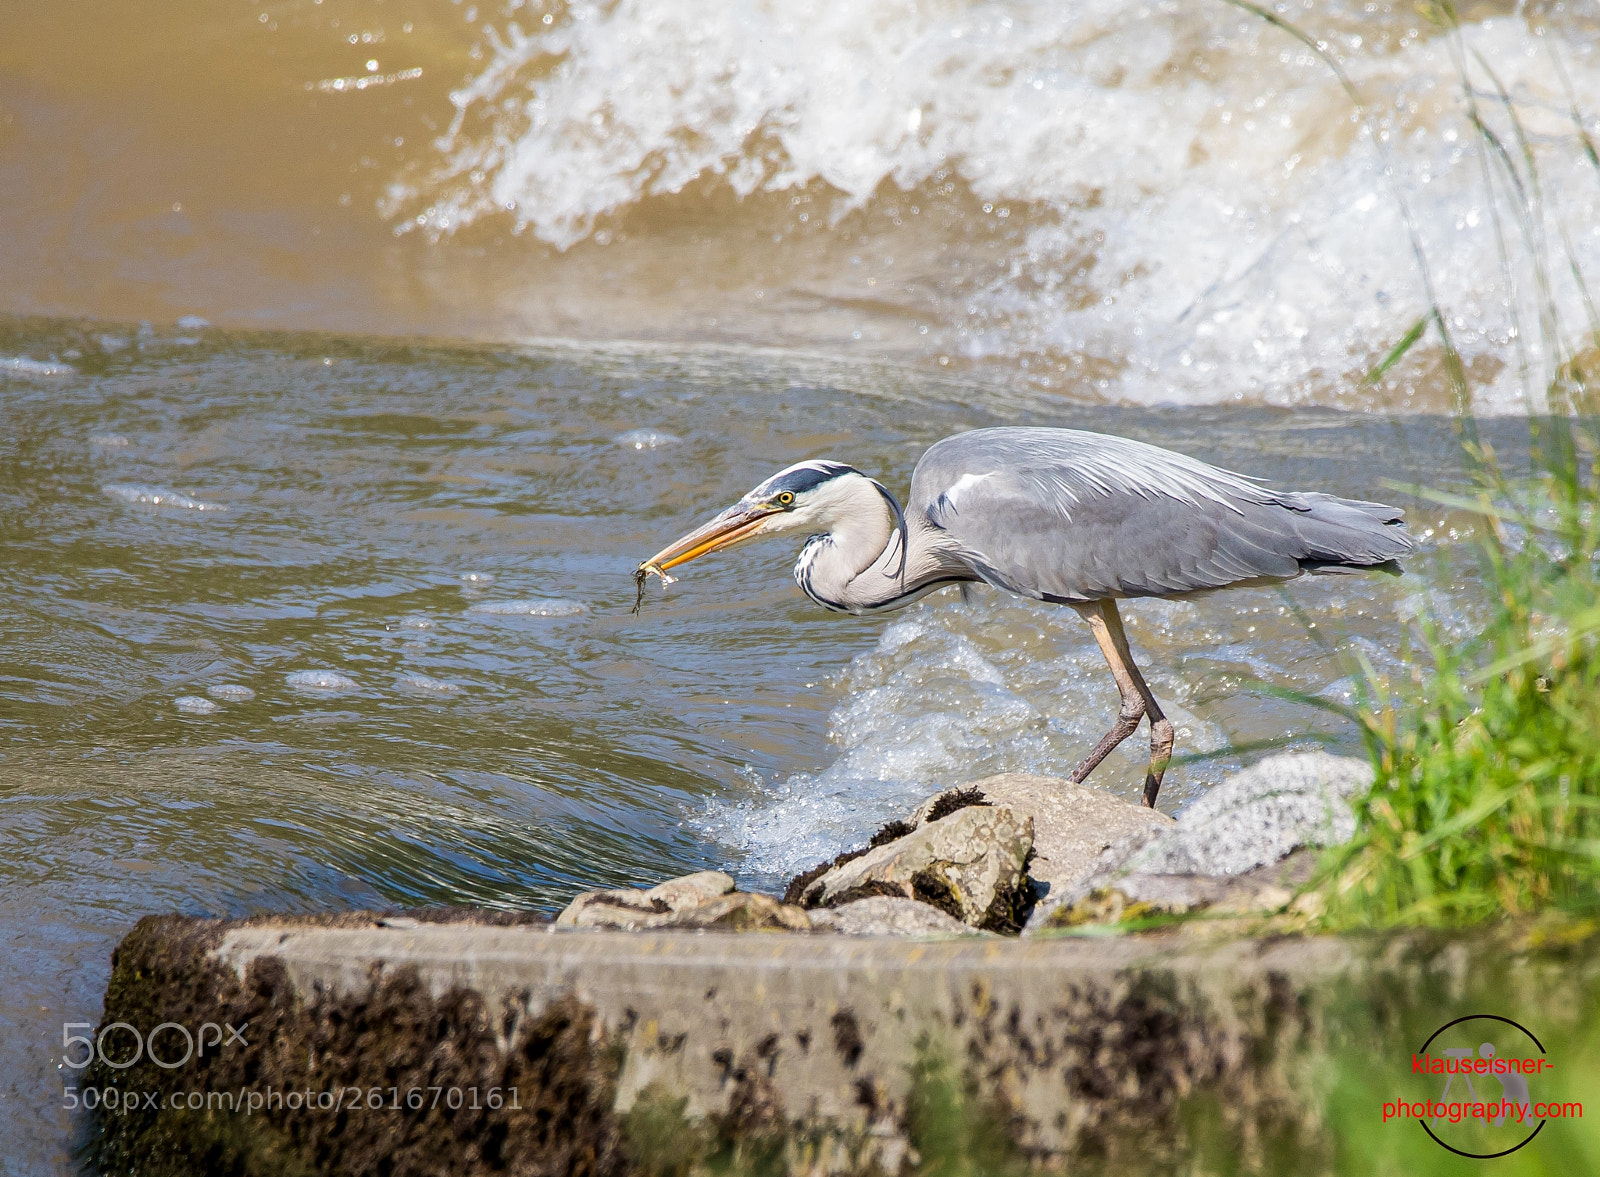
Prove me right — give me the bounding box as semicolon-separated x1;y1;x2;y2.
174;696;219;715
466;597;587;617
397;673;461;694
395;614;433;630
1;355;73;378
206;684;256;702
458;572;496;585
104;484;226;511
613;429;681;450
286;669;359;693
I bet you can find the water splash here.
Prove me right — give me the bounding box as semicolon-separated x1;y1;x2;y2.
395;1;1600;413
614;429;682;450
700;589;1241;885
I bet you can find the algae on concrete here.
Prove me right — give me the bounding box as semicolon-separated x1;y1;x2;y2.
84;913;1600;1176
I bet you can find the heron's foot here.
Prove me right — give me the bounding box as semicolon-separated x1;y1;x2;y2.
1069;704;1144;786
1142;716;1175;808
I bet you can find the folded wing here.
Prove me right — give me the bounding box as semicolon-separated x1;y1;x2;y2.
912;427;1412;603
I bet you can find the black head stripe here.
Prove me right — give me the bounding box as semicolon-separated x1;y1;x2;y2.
758;461;855;499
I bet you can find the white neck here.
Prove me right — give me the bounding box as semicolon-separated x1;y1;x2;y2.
782;475;968;614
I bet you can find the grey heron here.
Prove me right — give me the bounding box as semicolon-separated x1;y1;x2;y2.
636;426;1411;807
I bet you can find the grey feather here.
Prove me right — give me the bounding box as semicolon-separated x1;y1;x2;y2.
907;427;1411;604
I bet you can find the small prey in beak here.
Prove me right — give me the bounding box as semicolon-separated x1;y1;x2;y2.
631;500;780;615
631;562;675;615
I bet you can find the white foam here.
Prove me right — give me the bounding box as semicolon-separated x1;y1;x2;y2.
175;315;210;331
104;484;226;512
90;435;131;448
398;2;1600;413
614;429;682;450
1;355;73;378
174;695;218;715
286;669;360;693
395;614;434;630
206;684;255;702
467;598;588;617
397;673;462;695
699;590;1234;884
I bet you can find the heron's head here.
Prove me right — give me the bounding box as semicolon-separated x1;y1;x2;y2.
640;460;904;575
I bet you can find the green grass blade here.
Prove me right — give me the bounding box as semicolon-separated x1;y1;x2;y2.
1397;786;1520;862
1362;316;1428;385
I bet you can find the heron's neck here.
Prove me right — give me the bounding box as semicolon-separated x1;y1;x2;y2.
792;485;967;614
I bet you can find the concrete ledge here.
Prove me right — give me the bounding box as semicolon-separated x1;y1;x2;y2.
211;921;1348;1131
83;913;1599;1175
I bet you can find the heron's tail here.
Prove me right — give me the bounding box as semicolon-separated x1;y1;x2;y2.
1277;491;1413;571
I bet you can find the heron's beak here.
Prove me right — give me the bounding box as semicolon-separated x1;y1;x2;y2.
640;502;779;575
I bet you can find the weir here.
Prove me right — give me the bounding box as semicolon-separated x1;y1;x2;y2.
83;915;1598;1174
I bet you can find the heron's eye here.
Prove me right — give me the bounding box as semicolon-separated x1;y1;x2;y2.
777;492;795;506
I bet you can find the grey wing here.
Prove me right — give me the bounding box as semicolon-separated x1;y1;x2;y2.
910;427;1412;603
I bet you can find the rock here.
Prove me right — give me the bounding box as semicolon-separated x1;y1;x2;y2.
660;892;813;932
809;896;994;937
798;805;1033;931
787;755;1350;937
556;870;735;929
1116;751;1372;877
1025;750;1372;933
648;870;741;911
1039;849;1318;931
555;873;811;934
917;774;1173;901
781;802;975;907
906;785;993;826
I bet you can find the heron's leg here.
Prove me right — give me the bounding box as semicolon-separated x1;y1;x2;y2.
1098;600;1174;807
1068;602;1148;788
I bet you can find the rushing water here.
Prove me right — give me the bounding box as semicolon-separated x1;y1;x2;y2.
0;0;1591;1170
3;2;1597;412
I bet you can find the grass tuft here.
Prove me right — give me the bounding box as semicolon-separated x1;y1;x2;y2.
1314;421;1600;928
